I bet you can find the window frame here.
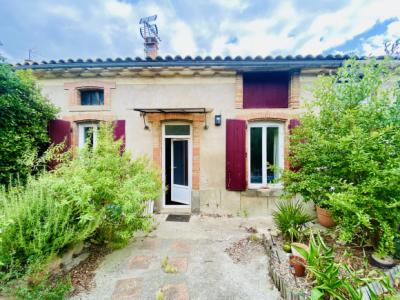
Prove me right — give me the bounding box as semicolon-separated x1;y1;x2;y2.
78;122;99;148
247;121;284;189
79;88;105;106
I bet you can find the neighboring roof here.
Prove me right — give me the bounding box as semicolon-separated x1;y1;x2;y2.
15;54;382;72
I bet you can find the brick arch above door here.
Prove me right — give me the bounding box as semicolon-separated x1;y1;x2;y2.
148;113;205;191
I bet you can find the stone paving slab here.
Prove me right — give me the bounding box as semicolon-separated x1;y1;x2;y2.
168;257;188;273
127;255;152;269
160;283;190;300
70;215;280;300
111;277;143;299
170;240;192;253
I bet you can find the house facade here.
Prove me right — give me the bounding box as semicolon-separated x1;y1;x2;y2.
18;55;346;215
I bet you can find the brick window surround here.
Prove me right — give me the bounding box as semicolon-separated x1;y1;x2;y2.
147;113;204;191
62;113;115;148
236;111;296;172
64;80;116;107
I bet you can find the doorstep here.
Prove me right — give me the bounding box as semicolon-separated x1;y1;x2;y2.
160;207;191;215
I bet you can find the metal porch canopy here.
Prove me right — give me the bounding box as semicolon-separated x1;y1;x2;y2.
131;107;212;129
132;107;211;113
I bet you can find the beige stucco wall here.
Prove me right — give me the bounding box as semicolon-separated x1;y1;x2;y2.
37;71;319;215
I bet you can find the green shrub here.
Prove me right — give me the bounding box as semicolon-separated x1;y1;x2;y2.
282;58;400;255
0;175;101;276
0;63;57;186
272;201;311;242
295;233;398;300
0;122;162;296
53;123;162;248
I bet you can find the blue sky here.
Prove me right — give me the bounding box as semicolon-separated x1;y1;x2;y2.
0;0;399;63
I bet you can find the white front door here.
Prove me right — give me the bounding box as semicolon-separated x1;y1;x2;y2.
171;139;191;205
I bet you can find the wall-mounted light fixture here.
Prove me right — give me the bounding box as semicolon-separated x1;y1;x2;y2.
214;114;222;126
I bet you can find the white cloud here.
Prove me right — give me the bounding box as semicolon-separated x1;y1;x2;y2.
44;4;81;21
2;0;400;62
211;0;249;11
362;20;400;56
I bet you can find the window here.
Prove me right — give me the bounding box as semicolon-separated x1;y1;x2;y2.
78;123;98;148
165;124;190;136
243;72;289;108
80;89;104;105
248;122;284;186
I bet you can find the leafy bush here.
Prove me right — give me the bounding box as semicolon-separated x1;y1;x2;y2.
272;201;311;242
0;122;162;298
53;123;162;248
294;233;398;300
0;63;57;186
282;58;400;255
0;174;101;277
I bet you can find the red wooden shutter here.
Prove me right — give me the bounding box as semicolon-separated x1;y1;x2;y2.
48;119;71;150
288;119;300;133
226;119;247;191
288;119;300;172
243;72;289;108
48;119;71;169
113;120;126;153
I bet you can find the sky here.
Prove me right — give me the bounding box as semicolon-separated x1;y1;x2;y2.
0;0;399;63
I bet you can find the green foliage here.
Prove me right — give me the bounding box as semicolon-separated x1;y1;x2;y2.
295;233;398;300
0;63;58;185
10;275;72;300
272;201;311;242
0;123;162;298
161;256;178;273
53;123;162;248
0;174;101;276
282;58;400;255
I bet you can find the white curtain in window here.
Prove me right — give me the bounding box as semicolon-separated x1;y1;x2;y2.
273;128;279;178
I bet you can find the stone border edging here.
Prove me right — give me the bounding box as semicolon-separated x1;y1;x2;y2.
262;234;400;300
262;234;307;300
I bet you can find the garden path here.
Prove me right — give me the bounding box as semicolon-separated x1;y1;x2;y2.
70;214;280;300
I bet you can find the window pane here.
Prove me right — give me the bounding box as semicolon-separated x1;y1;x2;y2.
173;140;188;186
81;90;104;105
266;127;279;183
165;125;190;136
250;127;262;183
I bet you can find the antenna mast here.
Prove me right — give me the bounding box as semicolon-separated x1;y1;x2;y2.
139;15;161;59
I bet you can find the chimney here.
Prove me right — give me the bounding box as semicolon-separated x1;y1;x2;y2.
139;15;161;60
144;36;159;59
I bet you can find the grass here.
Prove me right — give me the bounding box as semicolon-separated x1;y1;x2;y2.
161;256;178;274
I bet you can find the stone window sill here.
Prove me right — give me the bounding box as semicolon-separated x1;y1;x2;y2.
68;105;111;112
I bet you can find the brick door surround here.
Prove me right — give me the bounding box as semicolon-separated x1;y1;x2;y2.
147;113;204;191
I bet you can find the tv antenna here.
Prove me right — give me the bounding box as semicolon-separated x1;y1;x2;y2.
139;15;161;58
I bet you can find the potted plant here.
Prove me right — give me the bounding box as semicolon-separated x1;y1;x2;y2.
315;204;335;228
289;255;306;277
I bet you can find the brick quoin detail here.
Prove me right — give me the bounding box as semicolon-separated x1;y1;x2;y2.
236;111;298;173
64;80;116;107
289;71;300;109
148;113;205;191
235;73;243;109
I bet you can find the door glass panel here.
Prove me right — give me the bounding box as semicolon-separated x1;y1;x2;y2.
173;140;188;186
266;127;279;183
166;125;190;136
250;127;262;183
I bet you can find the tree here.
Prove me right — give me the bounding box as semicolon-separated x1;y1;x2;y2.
282;58;400;255
0;62;58;185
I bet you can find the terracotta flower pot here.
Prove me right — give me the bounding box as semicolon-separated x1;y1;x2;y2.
289;255;306;277
316;206;336;228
